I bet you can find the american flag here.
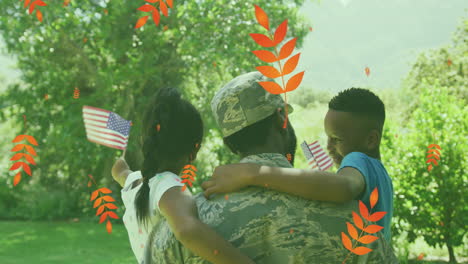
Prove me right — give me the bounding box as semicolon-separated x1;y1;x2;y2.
82;106;131;150
300;140;333;171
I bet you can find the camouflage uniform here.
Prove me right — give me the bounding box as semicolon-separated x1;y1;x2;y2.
145;72;398;264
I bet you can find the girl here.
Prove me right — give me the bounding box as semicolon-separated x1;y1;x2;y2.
111;87;254;264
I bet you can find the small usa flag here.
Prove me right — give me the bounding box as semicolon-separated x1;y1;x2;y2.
300;140;333;171
82;106;131;150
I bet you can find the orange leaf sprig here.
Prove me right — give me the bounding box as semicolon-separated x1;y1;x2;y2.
341;187;387;263
250;4;305;129
88;174;119;234
19;0;47;22
9;135;38;186
181;164;197;192
426;144;441;172
135;0;173;29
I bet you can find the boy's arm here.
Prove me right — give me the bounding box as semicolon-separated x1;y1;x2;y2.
203;163;365;203
111;158;133;187
159;187;255;264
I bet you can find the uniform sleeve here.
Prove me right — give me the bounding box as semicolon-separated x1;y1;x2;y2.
148;172;189;213
338;152;372;201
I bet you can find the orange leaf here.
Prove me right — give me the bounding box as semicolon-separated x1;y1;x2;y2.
24;0;31;8
12;135;26;143
90;190;99;201
99;211;109;224
428;144;441;149
368;211;387;222
358;235;379;244
34;0;46;6
13;172;21;186
258;81;284;94
254;4;269;30
23;153;36;165
282;53;301;75
359;201;370;220
363;225;384;234
250;33;276;48
166;0;173;8
9;162;31;176
104;203;118;210
96;205;106;216
370;187;378;209
256;66;281;78
152;10;160;26
106;220;112;234
182;164;197;171
352;246;373;255
160;1;168;17
88;174;94;180
352;211;364;230
252;50;278;63
428;164;433;172
182;175;195;181
36;9;42;22
11;144;26;152
10;153;24;161
24;145;37;156
278;38;297;60
22;163;32;176
107;211;119;219
182;170;196;177
93;197;103;208
29;2;35;14
102;195;115;202
274;19;288;45
182;185;187;191
346;222;358;240
145;0;158;3
341;232;353;251
426;159;439;166
285;71;304;92
87;181;92;187
98;187;112;194
137;4;156;12
135;16;149;29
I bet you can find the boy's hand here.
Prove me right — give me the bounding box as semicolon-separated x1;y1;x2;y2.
201;163;261;199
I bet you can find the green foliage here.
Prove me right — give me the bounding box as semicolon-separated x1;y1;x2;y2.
0;0;309;218
384;83;467;262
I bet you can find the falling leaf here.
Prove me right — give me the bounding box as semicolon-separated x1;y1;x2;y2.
103;9;108;15
249;33;275;48
370;187;378;209
365;67;370;77
44;94;49;100
439;221;444;227
368;211;386;222
213;61;217;67
213;249;219;255
309;26;313;32
273;19;288;45
163;25;168;31
285;71;304;92
256;66;281;78
252;50;278;63
346;222;358;240
352;246;373;255
224;195;229;200
417;253;425;260
87;181;92;187
341;232;353;251
289;228;294;234
88;174;94;180
447;59;452;66
106;220;112;233
278;38;297;60
83;37;88;43
13;172;21;186
282;53;301;75
135;16;149;29
258;81;284;94
254;4;269;30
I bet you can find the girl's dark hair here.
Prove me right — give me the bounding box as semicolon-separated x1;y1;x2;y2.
134;87;203;228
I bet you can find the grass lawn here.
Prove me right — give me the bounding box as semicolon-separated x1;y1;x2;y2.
0;220;136;264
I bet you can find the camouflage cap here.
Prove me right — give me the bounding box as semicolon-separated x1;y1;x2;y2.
211;71;294;137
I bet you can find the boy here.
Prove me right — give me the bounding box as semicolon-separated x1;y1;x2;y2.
202;87;394;243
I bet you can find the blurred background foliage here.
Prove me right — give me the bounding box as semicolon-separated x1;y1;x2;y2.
0;0;466;262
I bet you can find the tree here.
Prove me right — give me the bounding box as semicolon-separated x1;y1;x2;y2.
0;0;310;219
384;82;467;263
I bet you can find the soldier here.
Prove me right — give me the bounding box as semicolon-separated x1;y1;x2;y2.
145;72;398;263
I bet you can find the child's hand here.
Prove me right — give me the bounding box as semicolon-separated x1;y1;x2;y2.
111;158;129;182
201;163;260;199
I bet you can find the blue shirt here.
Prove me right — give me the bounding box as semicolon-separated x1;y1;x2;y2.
338;152;394;243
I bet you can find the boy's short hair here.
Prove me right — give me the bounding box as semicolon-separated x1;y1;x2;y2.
328;88;386;133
